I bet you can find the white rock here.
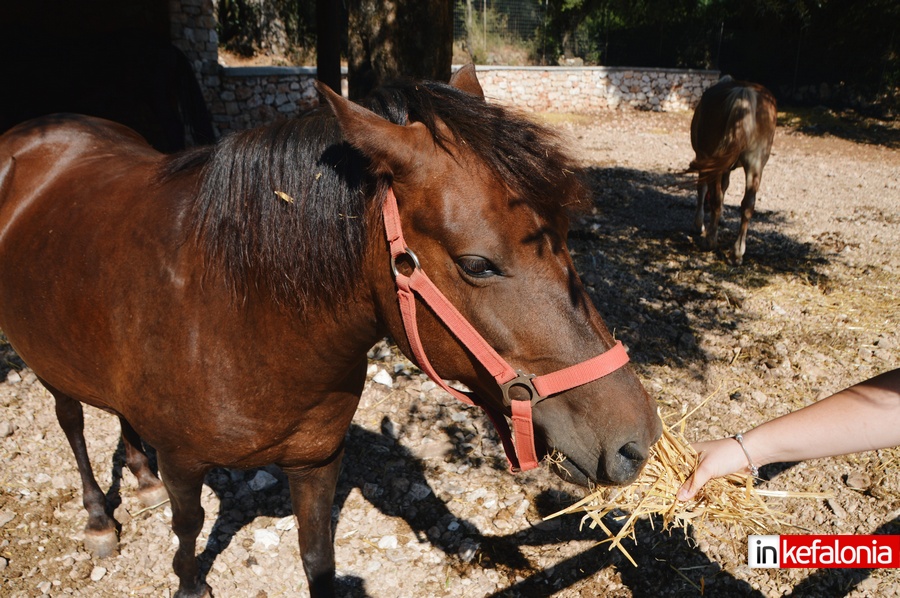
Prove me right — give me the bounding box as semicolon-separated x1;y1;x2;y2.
381;418;399;440
467;488;488;501
366;559;382;572
6;370;21;384
275;516;295;531
90;566;107;581
458;538;479;563
248;470;278;491
253;529;280;550
408;483;432;501
372;369;393;388
751;390;768;406
377;535;398;549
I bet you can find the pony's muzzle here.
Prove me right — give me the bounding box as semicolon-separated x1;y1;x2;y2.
548;438;649;487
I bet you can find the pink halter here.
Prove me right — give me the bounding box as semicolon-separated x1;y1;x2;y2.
383;188;629;471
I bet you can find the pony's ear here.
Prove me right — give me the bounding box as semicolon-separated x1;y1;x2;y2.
315;81;429;177
449;64;484;99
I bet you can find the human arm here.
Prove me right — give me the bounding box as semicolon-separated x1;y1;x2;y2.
677;368;900;501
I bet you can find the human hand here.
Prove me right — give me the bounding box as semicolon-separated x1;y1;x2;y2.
676;437;753;501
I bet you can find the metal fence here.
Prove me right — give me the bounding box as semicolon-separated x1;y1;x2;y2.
453;0;549;65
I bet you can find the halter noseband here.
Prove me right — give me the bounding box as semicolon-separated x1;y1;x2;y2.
383;188;629;472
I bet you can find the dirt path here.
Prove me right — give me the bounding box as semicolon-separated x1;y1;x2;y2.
1;109;898;597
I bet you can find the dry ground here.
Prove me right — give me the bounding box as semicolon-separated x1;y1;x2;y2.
1;107;898;597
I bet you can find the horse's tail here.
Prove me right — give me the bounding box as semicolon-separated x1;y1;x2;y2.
688;86;757;177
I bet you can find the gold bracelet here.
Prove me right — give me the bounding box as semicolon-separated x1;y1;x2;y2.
732;433;759;477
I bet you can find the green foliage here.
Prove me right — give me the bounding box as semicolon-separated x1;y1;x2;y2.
533;0;898;110
453;1;543;65
217;0;261;56
215;0;898;109
217;0;317;60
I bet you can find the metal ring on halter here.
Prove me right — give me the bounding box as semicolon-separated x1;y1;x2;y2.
391;247;421;277
500;370;539;404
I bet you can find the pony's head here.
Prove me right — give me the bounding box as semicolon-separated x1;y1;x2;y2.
320;66;661;485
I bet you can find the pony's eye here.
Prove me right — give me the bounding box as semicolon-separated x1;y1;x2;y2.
457;256;500;278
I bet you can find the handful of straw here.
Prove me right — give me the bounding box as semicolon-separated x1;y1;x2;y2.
545;410;830;566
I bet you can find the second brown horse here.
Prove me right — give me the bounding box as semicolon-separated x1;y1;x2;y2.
690;76;777;264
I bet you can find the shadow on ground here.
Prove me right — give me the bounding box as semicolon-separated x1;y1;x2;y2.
571;165;831;376
130;420;770;598
778;107;900;150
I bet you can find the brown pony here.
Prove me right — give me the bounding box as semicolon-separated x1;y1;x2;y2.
0;66;660;598
689;76;777;264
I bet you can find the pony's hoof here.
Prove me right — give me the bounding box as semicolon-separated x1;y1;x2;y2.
83;528;119;558
174;582;213;598
137;483;170;509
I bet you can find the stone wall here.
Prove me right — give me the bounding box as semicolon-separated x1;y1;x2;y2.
169;0;218;87
476;66;719;113
168;0;220;144
214;66;346;134
210;65;718;136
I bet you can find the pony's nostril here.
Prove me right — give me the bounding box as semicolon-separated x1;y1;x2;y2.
598;441;650;485
618;441;647;464
604;441;648;484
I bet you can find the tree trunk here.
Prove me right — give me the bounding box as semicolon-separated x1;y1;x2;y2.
316;0;342;93
347;0;453;100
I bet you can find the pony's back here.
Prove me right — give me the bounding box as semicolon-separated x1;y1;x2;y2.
689;78;775;177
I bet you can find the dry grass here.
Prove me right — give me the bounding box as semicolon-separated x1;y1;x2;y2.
545;407;832;566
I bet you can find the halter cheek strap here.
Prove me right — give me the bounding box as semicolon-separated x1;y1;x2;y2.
383;188;629;472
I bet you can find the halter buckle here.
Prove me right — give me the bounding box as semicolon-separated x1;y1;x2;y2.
500;370;539;404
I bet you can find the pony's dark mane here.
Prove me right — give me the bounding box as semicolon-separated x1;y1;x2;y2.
365;79;587;223
159;78;586;311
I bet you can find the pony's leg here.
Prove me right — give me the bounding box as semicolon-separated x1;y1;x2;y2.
703;175;725;251
693;179;708;235
157;453;212;598
52;391;119;557
733;166;762;265
285;450;345;598
119;416;169;508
